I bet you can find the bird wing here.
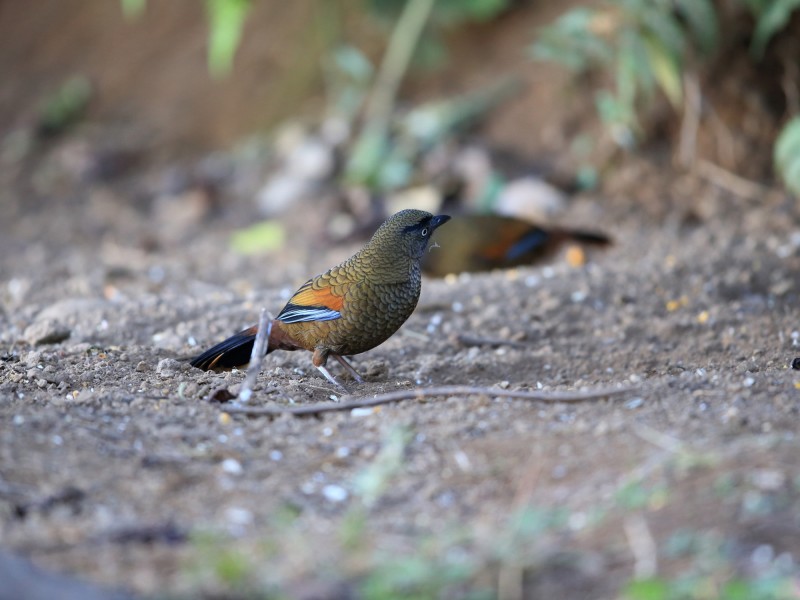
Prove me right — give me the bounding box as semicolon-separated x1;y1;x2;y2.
275;277;346;324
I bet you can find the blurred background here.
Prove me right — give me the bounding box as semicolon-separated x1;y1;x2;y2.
2;0;796;256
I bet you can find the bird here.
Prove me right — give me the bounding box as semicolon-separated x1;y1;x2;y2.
191;209;451;388
422;213;610;277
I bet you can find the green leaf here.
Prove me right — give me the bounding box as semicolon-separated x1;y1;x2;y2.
643;35;683;107
775;116;800;168
637;4;686;61
624;578;669;600
721;580;751;600
121;0;146;19
205;0;251;77
782;154;800;196
531;8;614;72
433;0;511;24
38;76;92;135
230;220;285;255
750;0;800;59
616;31;647;117
674;0;719;54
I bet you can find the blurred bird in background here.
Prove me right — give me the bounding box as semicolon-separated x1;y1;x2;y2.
191;209;450;388
422;213;610;277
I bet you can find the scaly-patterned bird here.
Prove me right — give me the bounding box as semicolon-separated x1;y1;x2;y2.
191;209;450;388
422;213;610;277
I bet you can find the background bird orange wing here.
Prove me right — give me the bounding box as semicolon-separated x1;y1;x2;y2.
275;279;345;323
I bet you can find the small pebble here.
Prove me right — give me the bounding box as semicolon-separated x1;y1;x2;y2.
156;358;181;376
751;469;785;491
751;544;774;567
221;458;243;475
23;320;71;346
570;290;587;303
225;507;253;526
625;397;644;410
524;275;540;288
351;407;374;417
322;484;348;503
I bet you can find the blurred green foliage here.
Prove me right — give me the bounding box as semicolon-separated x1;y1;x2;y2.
120;0;800;195
120;0;251;77
205;0;252;77
229;220;285;255
369;0;510;24
775;116;800;195
532;0;800;194
120;0;145;19
368;0;512;70
37;76;92;137
745;0;800;58
532;0;719;142
625;571;796;600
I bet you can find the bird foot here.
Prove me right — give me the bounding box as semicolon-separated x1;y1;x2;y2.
315;364;349;397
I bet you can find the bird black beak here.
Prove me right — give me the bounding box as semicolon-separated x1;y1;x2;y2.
431;215;451;230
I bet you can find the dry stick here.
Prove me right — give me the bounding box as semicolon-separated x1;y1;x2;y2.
222;384;634;417
456;333;531;349
237;309;272;404
695;159;769;201
677;73;701;169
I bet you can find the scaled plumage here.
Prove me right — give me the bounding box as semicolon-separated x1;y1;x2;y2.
191;209;451;388
421;214;610;276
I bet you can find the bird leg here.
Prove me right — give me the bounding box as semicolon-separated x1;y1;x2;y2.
312;348;347;393
314;364;347;393
332;354;365;383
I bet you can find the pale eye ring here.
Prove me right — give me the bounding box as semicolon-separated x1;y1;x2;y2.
421;227;429;236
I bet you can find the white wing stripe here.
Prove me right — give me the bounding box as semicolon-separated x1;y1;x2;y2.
277;306;341;323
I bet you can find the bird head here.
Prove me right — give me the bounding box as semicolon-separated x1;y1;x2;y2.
373;209;451;260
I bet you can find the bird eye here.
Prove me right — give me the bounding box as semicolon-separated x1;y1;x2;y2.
421;228;429;237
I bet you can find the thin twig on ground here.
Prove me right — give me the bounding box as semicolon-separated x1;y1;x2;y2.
695;159;768;201
624;514;658;579
631;422;684;453
456;334;531;349
221;384;634;417
237;309;272;403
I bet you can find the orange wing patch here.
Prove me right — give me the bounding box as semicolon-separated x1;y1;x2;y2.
289;280;345;312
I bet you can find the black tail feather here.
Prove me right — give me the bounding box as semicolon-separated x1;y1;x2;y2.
567;229;612;246
190;327;262;370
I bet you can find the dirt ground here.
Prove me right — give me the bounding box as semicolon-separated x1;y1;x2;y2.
1;142;799;598
2;2;800;599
